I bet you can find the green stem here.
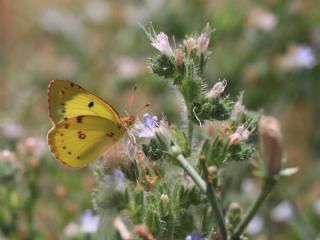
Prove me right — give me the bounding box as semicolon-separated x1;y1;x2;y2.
200;159;228;240
174;153;207;194
188;120;194;152
233;177;277;239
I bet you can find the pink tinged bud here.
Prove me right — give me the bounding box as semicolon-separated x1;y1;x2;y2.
175;50;185;66
183;37;197;55
231;92;245;120
198;34;209;53
258;116;283;175
151;32;174;57
229;133;241;145
198;23;213;53
0;150;15;161
207;79;227;99
229;125;251;144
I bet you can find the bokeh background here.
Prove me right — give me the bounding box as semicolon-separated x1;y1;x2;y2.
0;0;319;239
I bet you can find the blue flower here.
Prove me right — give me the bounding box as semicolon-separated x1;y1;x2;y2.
134;113;158;138
185;231;207;240
80;209;99;233
112;168;125;191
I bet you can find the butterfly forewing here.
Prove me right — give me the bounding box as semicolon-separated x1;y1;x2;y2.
47;115;125;168
48;80;121;124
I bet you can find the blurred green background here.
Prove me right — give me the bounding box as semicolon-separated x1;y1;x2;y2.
0;0;319;239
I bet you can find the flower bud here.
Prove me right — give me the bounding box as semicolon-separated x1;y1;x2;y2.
175;49;185;66
160;194;169;203
183;37;197;55
207;79;227;99
155;124;173;150
258;116;283;175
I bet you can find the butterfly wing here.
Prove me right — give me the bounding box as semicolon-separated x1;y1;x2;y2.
48;80;121;125
47;115;125;168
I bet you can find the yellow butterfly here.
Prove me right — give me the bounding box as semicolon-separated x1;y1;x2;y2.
47;80;136;168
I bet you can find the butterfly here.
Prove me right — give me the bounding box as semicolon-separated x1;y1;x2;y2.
47;80;136;168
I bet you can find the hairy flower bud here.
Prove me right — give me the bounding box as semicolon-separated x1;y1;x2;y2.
183;37;197;55
207;79;227;99
258;116;283;175
175;49;185;66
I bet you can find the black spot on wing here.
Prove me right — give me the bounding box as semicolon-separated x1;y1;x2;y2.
88;101;94;108
76;116;83;123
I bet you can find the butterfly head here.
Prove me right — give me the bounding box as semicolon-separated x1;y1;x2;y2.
120;115;136;128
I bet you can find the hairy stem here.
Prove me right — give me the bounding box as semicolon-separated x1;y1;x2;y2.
200;158;228;240
172;152;206;194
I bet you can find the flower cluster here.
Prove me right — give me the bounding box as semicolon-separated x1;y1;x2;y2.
88;24;296;240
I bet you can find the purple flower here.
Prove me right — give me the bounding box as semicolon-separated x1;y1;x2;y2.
134;113;158;138
127;140;137;160
185;231;207;240
295;45;316;69
144;25;174;57
80;209;99;233
112;168;125;191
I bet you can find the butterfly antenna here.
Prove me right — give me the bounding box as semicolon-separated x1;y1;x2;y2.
134;103;150;116
129;85;138;114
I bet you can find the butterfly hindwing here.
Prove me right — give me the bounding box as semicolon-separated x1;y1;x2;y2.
47;115;125;168
48;80;121;124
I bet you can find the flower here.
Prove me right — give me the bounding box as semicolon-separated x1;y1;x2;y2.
64;222;80;237
247;7;277;32
80;209;100;233
198;24;213;53
83;0;111;23
313;199;320;216
175;49;185;65
241;178;257;195
185;230;207;240
258;116;283;175
229;125;251;145
0;150;15;161
105;168;125;191
144;26;174;57
183;37;197;55
40;7;84;37
1;120;24;139
231;92;245;120
247;215;264;235
280;44;317;69
207;79;227;99
134;113;158;138
271;201;294;223
127;140;137;160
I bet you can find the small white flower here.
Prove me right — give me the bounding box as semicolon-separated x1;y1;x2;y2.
247;7;278;32
271;201;294;222
207;79;227;99
313;199;320;216
1;120;24;139
144;26;174;57
241;178;257;195
40;7;84;37
80;210;100;233
0;150;15;161
83;0;111;23
247;216;264;235
64;222;80;237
